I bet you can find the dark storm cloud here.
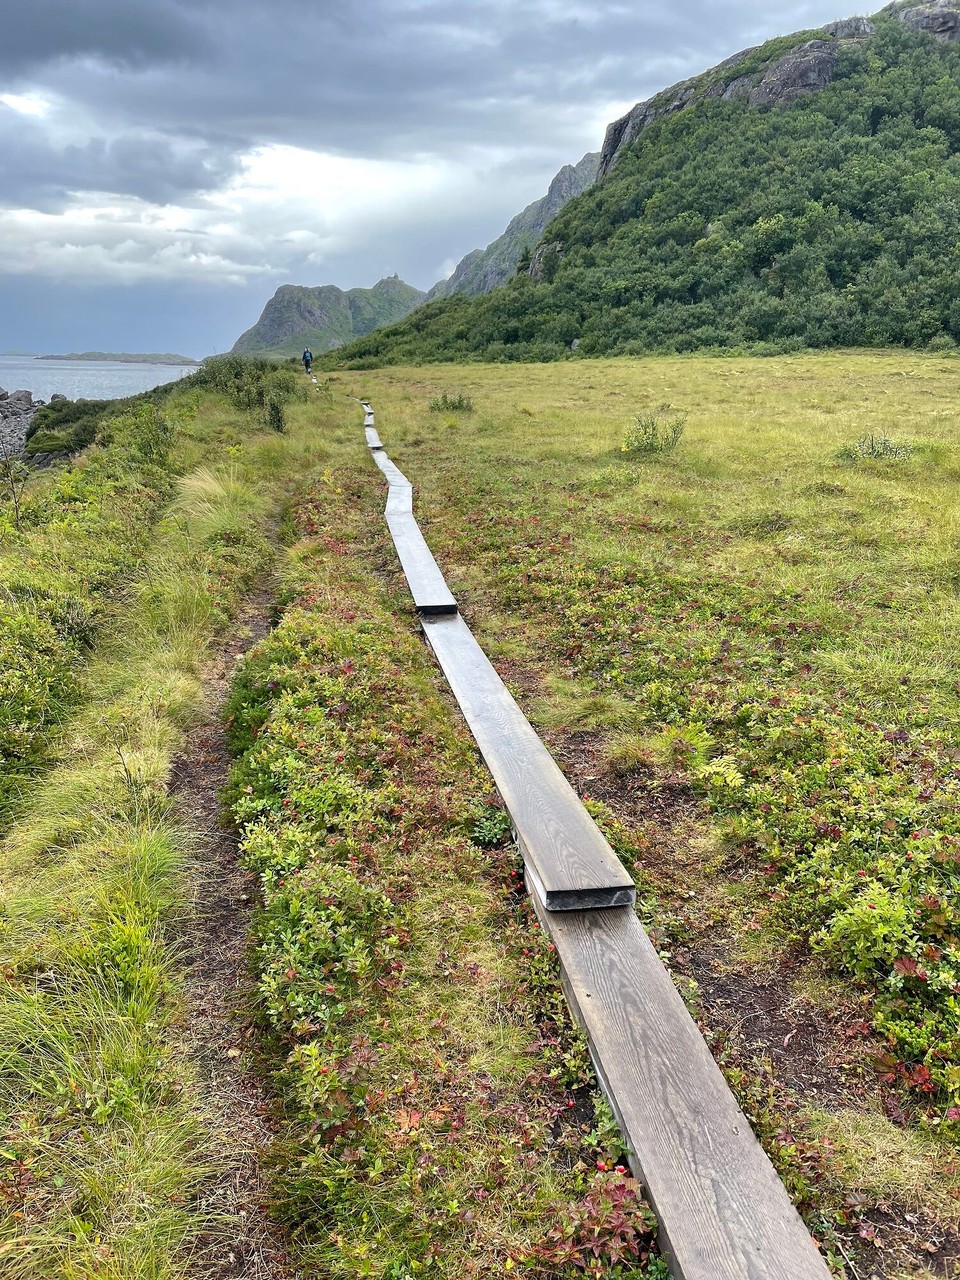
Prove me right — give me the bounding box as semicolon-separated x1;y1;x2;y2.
0;0;208;71
0;0;852;354
0;118;240;211
11;0;851;173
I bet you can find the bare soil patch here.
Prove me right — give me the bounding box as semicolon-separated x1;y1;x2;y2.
168;589;295;1280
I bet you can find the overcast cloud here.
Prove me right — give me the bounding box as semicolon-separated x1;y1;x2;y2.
0;0;852;355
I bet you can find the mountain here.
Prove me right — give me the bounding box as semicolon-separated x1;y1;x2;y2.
328;3;960;367
427;152;600;300
232;276;425;356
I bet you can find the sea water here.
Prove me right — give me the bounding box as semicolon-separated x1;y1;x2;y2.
0;355;197;402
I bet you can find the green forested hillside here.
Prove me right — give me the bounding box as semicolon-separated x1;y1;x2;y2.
329;21;960;365
233;275;425;356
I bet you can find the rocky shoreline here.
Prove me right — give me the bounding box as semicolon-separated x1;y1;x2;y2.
0;386;64;460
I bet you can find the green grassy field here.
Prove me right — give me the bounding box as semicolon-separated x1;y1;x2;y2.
0;368;670;1279
5;350;959;1279
320;350;960;1273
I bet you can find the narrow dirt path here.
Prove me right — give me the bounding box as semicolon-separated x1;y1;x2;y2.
168;587;295;1280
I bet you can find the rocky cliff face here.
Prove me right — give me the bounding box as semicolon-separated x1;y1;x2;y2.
232;276;426;356
598;3;960;178
427;152;599;300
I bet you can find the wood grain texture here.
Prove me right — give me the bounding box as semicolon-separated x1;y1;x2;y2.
421;614;635;908
365;427;384;450
531;903;831;1280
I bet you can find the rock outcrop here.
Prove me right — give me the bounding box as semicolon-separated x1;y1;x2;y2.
428;152;599;300
895;0;960;38
747;40;840;107
824;16;877;36
0;388;39;458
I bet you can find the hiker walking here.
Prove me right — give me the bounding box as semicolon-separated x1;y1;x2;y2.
302;348;313;373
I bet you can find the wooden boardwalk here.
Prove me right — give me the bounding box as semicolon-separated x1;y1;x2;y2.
360;403;832;1280
423;614;634;909
369;446;457;615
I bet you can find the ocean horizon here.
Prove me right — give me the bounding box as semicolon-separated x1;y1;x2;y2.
0;354;197;402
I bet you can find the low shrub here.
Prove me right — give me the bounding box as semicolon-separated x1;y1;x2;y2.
429;390;474;413
837;433;912;461
621;408;687;456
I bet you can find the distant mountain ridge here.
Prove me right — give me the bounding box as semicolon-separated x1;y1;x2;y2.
427;152;599;300
232;276;425;356
232;156;599;354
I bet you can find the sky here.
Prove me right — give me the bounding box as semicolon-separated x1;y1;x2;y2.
1;0;854;356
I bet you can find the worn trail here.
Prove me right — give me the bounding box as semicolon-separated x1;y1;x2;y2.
170;588;295;1280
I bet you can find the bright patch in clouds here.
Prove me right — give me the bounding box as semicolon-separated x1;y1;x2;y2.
0;144;494;287
0;92;52;118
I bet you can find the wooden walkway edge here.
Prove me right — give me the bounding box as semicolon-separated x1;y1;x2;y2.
359;403;832;1280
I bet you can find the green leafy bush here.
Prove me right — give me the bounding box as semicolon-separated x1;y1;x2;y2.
25;397;113;454
621;409;686;455
429;391;474;413
837;433;912;461
0;403;179;821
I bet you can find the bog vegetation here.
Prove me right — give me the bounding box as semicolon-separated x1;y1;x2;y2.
0;356;670;1279
330;353;960;1275
329;22;960;366
4;346;960;1279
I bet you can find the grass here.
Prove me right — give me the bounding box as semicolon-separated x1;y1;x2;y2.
223;456;667;1278
0;372;348;1276
318;351;960;1254
7;346;960;1276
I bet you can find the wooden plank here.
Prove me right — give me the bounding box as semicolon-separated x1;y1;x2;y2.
365;427;384;450
371;449;411;491
367;449;456;614
360;406;829;1278
384;511;458;614
421;613;635;909
532;903;831;1280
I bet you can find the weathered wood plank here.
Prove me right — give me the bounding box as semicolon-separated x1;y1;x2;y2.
371;449;411;492
532;902;830;1280
385;511;458;614
421;613;635;909
365;427;384;450
361;406;829;1279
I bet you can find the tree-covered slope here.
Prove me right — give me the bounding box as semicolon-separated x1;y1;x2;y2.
233;275;425;356
329;16;960;366
427;151;599;300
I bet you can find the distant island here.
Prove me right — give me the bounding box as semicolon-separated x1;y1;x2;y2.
37;351;200;365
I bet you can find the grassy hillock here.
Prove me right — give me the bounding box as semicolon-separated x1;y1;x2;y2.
330;22;960;366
